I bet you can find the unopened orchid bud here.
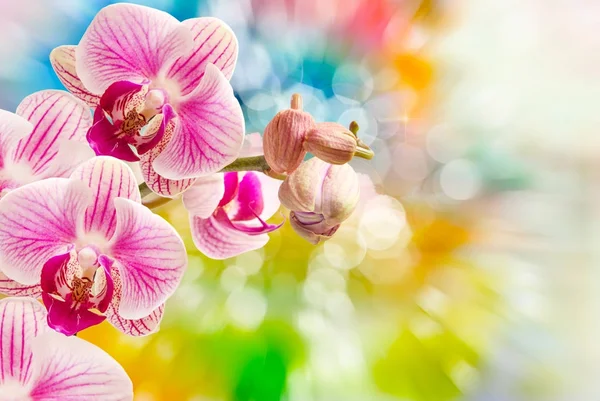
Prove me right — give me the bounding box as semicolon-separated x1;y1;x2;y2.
290;211;340;245
304;122;358;165
279;157;360;243
263;93;315;174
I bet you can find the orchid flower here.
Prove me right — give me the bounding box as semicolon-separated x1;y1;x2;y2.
0;297;133;400
50;3;244;198
0;90;93;299
0;157;187;336
183;133;282;259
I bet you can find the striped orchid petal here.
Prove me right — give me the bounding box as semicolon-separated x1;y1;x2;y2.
0;271;41;297
0;110;32;171
0;178;91;285
182;174;225;218
70;156;140;239
76;3;193;94
186;171;282;259
0;298;49;387
0;157;186;336
50;45;101;107
10;90;93;181
190;213;270;259
106;303;164;337
153;63;245;180
108;198;187;320
0;298;132;400
167;17;238;96
140;120;196;197
28;330;132;400
62;4;243;180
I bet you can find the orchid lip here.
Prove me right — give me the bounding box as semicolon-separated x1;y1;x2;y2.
40;248;115;335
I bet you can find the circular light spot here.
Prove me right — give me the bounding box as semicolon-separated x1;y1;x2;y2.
392;144;429;181
226;287;267;329
220;265;247;292
323;226;367;270
332;63;374;104
303;267;346;307
440;159;482;200
426;124;467;163
233;250;264;275
359;196;406;251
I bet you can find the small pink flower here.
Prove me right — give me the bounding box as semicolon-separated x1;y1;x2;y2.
50;3;244;197
183;172;282;259
0;297;132;400
0;90;94;298
183;134;282;259
279;157;360;244
0;157;187;336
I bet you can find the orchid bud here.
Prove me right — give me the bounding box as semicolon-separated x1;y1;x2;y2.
304;122;358;165
263;93;315;174
279;157;360;244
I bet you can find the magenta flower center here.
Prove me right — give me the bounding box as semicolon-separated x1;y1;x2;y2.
87;81;174;162
40;246;114;336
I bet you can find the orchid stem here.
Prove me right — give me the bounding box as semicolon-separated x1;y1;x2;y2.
219;155;271;173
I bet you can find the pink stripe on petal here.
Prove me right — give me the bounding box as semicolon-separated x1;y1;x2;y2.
11;90;93;177
70;157;141;240
182;174;225;218
139;120;196;197
76;3;193;94
0;178;91;285
40;139;95;179
0;272;42;297
190;214;269;260
106;302;164;337
167;17;238;97
49;45;101;107
29;331;132;401
0;297;49;385
108;198;186;320
153;64;245;180
0;110;32;169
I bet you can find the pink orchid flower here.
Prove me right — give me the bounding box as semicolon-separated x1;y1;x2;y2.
0;297;132;400
0;157;187;336
0;90;93;299
50;3;244;198
182;133;282;259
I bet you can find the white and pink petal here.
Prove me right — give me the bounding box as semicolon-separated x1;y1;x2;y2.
153;63;245;180
106;303;164;337
0;297;49;386
0;110;32;169
167;17;238;96
0;178;91;285
190;213;270;260
0;272;42;297
140;122;196;197
182;174;225;218
70;157;141;240
76;3;193;94
28;331;132;401
108;198;186;320
50;45;101;107
11;90;93;178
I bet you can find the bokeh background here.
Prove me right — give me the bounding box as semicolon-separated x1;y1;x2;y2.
1;0;597;400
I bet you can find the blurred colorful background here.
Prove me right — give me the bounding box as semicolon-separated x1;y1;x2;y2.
1;0;596;400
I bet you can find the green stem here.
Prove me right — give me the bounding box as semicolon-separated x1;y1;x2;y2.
218;155;271;173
